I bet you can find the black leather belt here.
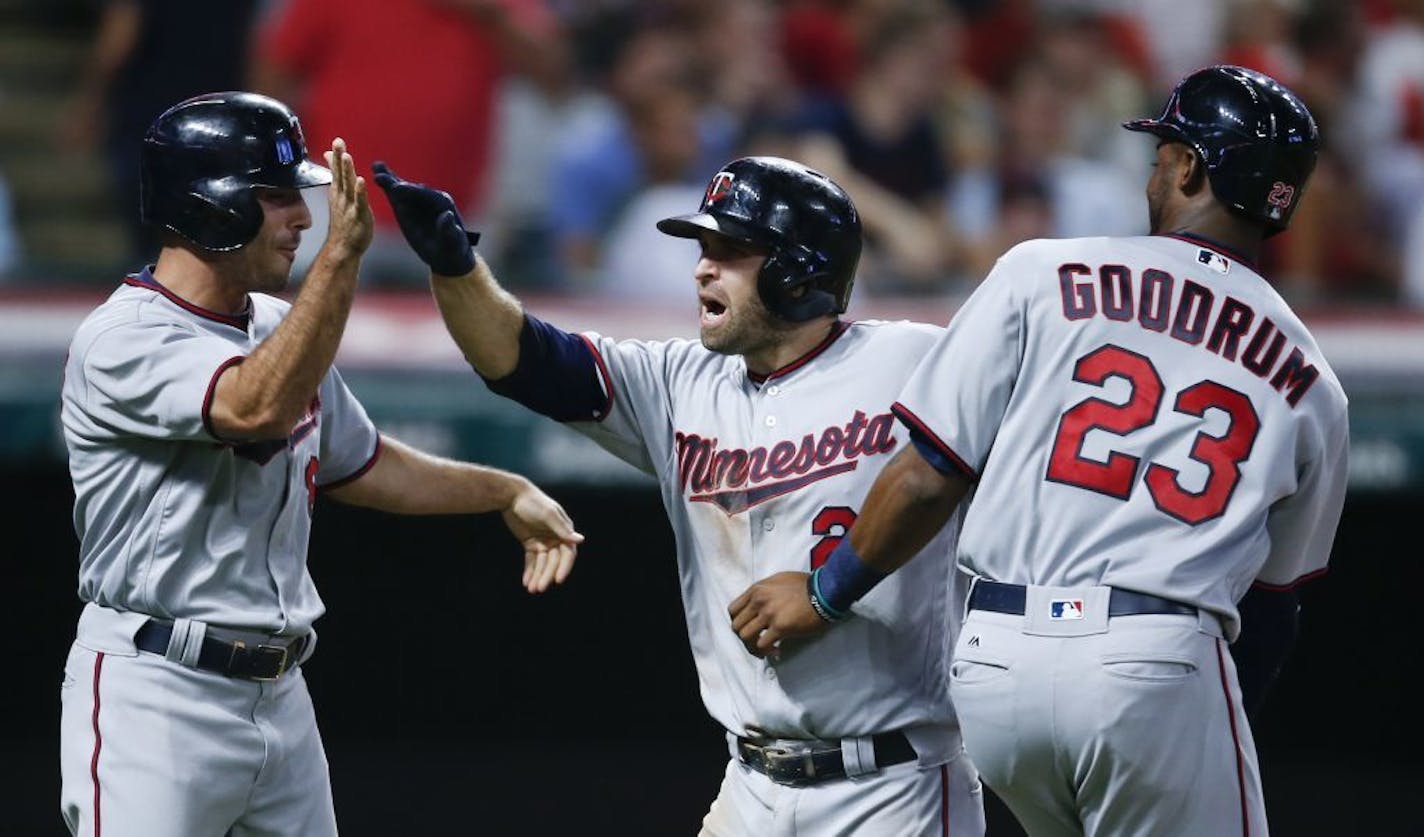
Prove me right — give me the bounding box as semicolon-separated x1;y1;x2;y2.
969;580;1197;617
736;731;917;787
134;620;307;681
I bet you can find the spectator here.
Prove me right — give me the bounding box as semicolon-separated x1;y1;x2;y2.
61;0;261;265
0;175;21;280
949;59;1146;280
788;5;964;291
1341;0;1424;264
928;5;997;177
482;31;607;290
1405;194;1424;305
253;0;558;288
546;21;737;284
1266;0;1395;302
1071;0;1228;92
779;0;862;96
1036;9;1152;181
596;86;708;301
1220;0;1306;86
687;0;799;129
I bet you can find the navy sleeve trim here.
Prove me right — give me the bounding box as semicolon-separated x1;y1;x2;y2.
1252;566;1329;591
319;434;384;490
483;314;608;422
892;402;978;481
577;333;616;423
202;356;247;442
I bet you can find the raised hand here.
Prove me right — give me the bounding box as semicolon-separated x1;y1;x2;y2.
322;138;374;259
371;161;481;276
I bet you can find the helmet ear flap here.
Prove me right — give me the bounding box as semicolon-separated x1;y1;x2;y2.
170;189;263;252
758;246;840;322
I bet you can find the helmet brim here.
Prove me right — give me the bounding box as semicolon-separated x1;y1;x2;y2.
656;212;721;239
254;159;333;190
656;212;767;247
1123;118;1177;138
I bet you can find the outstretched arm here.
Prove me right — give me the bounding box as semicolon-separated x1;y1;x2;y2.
431;255;526;379
325;435;584;593
373;162;606;423
371;162;524;378
729;442;972;657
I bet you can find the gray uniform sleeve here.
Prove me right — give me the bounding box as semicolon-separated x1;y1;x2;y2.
76;320;248;442
893;249;1026;476
315;366;381;487
1257;398;1350;588
568;333;680;475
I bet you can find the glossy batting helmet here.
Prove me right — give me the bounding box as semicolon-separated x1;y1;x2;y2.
657;157;861;322
140;91;331;251
1124;65;1319;233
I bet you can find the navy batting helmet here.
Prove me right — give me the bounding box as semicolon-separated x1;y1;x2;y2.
140;92;331;251
657;157;861;322
1124;65;1319;233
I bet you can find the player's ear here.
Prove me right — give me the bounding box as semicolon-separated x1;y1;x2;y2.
1176;145;1209;196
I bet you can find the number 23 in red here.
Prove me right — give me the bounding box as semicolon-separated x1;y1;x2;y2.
1046;345;1260;525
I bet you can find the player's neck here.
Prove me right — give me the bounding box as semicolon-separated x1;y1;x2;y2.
1161;207;1263;263
743;318;840;377
151;247;250;314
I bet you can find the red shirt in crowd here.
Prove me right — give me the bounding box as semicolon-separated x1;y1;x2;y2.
259;0;550;228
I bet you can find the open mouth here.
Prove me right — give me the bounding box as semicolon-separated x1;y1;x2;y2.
700;297;728;327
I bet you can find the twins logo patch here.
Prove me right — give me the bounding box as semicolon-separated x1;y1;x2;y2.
704;171;735;205
1050;599;1085;620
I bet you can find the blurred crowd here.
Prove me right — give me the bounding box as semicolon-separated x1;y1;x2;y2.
7;0;1424;307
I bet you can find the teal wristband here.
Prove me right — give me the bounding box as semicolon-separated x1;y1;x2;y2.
808;568;850;623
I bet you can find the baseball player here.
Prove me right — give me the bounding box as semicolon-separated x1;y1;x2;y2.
58;92;582;837
374;157;986;835
729;66;1350;836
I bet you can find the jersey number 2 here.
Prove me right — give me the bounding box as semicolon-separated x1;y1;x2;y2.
810;506;857;569
1045;345;1260;525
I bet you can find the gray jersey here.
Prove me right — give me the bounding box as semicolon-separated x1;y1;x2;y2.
60;270;380;633
895;235;1349;638
572;320;966;745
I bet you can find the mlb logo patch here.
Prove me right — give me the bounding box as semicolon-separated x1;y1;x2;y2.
1197;249;1230;275
1050;599;1085;620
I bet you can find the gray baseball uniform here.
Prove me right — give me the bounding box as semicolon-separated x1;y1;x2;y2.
58;268;380;837
564;319;983;836
894;234;1349;835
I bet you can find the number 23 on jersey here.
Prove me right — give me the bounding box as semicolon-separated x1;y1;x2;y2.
1046;344;1260;525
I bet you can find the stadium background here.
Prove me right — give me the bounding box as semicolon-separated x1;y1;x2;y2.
0;0;1419;833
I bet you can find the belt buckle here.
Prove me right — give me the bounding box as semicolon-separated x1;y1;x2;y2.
229;640;290;681
757;741;822;787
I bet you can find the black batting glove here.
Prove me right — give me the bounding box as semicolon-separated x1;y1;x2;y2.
371;161;482;276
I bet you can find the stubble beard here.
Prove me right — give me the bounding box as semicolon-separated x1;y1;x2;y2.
248;250;293;295
700;298;784;358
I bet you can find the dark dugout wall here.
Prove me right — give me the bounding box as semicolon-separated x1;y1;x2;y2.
3;464;1417;834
